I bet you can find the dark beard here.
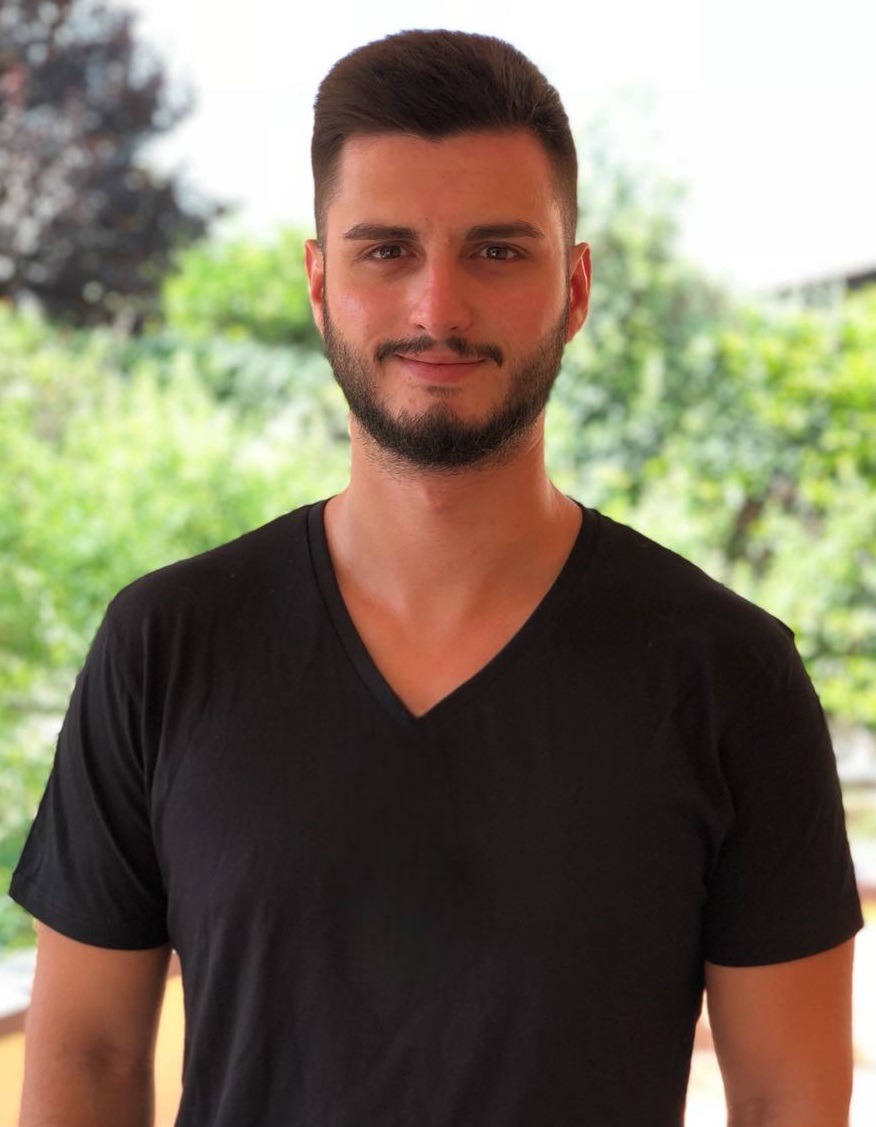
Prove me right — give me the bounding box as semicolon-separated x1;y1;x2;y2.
322;300;568;470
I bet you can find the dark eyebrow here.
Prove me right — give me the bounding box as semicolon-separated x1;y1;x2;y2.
465;222;544;241
341;221;546;242
343;224;417;241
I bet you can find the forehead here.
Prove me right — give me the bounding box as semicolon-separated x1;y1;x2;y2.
326;130;564;240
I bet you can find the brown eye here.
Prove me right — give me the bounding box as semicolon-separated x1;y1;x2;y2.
368;244;405;260
479;244;519;261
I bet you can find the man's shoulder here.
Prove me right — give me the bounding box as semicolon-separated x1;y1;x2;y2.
106;501;320;629
585;509;797;674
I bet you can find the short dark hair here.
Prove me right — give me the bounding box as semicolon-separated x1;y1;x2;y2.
311;29;578;244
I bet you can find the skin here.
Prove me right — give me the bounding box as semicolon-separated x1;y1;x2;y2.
20;128;855;1124
305;131;591;716
706;942;855;1125
309;131;587;465
20;925;170;1126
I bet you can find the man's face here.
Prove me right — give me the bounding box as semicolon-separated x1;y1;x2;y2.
305;130;590;469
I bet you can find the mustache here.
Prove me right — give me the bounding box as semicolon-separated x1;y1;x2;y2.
375;335;503;366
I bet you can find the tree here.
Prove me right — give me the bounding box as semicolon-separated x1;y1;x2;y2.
541;120;875;730
652;288;876;728
161;228;323;351
0;303;348;946
551;272;876;728
2;141;873;951
549;139;730;506
0;0;215;325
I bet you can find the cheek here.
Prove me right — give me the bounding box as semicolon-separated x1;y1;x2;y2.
326;281;397;338
500;292;565;345
497;268;567;328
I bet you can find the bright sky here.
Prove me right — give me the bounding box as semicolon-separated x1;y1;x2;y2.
131;0;876;291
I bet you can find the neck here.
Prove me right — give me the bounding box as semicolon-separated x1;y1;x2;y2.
324;417;581;621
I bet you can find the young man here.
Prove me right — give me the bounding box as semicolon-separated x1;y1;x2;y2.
11;30;862;1127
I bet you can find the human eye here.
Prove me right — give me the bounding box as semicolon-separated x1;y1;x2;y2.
365;243;407;261
477;243;522;261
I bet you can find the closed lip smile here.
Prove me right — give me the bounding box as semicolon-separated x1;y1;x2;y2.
395;352;483;365
393;352;487;383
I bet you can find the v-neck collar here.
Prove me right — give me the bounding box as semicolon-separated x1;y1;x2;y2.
306;499;596;729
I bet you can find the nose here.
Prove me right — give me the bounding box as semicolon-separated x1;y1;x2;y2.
408;253;475;338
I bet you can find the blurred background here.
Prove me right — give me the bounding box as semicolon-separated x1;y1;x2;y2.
1;0;874;1121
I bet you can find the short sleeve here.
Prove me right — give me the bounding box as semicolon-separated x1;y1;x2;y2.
9;608;168;949
703;636;863;966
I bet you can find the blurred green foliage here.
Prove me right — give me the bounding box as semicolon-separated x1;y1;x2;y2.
544;147;875;731
552;145;732;500
0;301;347;945
550;288;876;728
160;229;322;350
2;185;875;948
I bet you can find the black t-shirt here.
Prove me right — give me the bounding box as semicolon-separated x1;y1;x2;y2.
11;503;863;1126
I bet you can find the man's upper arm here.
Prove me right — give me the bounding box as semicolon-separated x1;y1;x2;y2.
705;937;855;1125
26;923;171;1068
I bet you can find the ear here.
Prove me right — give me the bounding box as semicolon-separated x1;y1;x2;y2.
304;239;326;337
564;241;591;342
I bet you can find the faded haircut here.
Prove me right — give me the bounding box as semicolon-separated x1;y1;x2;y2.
311;29;578;244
